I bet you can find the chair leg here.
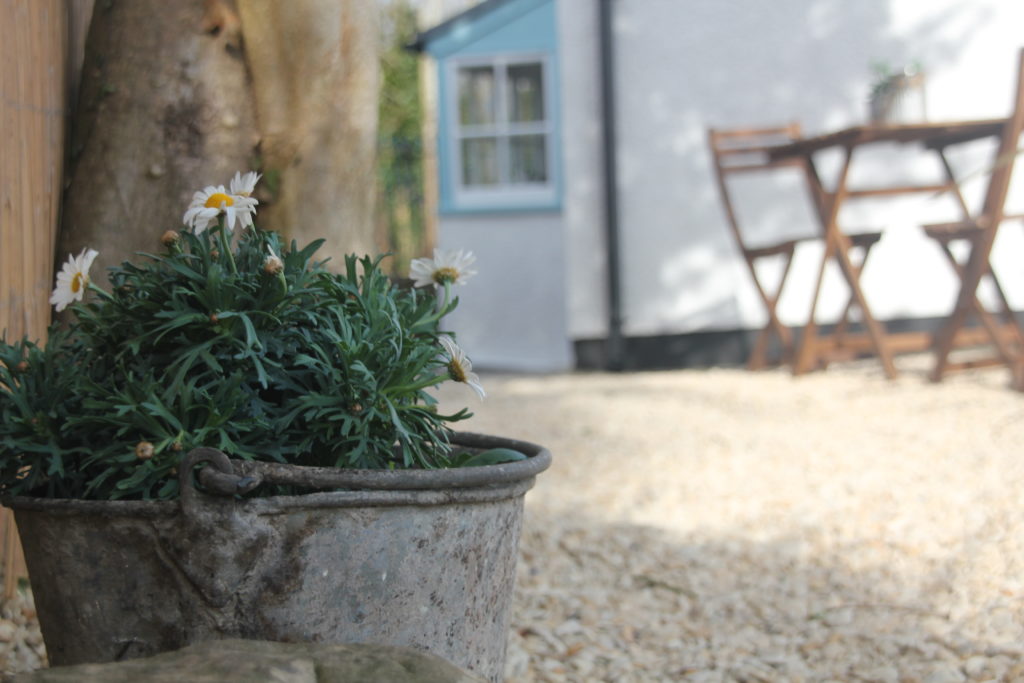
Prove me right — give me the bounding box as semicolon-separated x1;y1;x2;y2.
932;239;1023;377
747;248;796;370
793;235;835;376
748;325;780;371
985;264;1024;349
1013;354;1024;391
822;240;876;369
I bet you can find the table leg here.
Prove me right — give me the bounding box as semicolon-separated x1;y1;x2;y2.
791;152;833;375
796;146;897;378
792;236;828;375
832;227;898;379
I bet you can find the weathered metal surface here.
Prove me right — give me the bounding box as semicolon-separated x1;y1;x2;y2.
7;433;551;683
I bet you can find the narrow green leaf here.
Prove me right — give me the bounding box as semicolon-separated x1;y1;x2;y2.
456;448;528;468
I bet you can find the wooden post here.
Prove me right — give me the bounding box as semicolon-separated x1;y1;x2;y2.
0;0;77;598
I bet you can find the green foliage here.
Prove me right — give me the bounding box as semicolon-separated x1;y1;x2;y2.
869;59;924;98
0;226;473;501
377;0;427;276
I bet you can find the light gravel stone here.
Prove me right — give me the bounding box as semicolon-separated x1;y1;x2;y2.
3;353;1023;681
925;664;967;683
437;353;1024;682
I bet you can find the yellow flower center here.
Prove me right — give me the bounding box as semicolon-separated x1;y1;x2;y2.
433;267;459;284
204;192;234;209
71;272;85;294
448;360;467;383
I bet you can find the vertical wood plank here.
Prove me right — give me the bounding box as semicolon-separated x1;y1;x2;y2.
0;0;69;599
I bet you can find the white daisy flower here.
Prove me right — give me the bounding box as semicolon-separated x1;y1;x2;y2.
182;184;258;234
230;171;261;197
439;335;485;400
409;249;477;288
50;248;98;312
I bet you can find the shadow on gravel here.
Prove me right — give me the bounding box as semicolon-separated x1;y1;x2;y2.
506;515;1024;682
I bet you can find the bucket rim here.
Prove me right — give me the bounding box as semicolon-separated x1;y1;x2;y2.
2;432;551;512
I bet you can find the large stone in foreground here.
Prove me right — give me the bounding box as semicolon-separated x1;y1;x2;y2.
10;639;486;683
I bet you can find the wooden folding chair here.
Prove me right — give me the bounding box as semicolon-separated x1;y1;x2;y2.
709;125;883;370
926;48;1024;382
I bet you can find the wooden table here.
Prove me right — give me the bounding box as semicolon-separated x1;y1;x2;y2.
766;118;1008;378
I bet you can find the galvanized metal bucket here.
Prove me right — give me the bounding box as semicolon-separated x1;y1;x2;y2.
7;432;551;682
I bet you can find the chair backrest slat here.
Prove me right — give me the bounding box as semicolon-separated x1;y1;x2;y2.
708;123;806;255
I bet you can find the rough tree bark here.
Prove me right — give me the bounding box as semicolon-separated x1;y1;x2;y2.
59;0;258;277
59;0;380;276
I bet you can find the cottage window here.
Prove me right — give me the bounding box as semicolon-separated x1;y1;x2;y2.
449;55;555;208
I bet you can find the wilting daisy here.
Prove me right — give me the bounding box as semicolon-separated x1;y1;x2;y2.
409;249;477;288
182;184;258;234
439;335;485;399
230;171;261;197
263;245;284;275
50;248;98;312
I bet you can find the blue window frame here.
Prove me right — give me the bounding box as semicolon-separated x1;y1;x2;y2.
418;0;560;214
447;53;556;210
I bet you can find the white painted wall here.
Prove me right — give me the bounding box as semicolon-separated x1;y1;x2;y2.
556;0;607;340
438;212;574;372
559;0;1024;339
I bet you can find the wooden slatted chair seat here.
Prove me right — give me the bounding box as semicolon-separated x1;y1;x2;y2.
923;219;1000;246
744;240;799;260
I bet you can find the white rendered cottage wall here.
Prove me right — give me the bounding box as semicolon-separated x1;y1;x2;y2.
437;213;573;372
555;0;608;341
559;0;1024;341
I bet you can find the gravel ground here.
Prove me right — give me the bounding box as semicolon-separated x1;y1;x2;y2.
3;354;1024;681
433;354;1024;682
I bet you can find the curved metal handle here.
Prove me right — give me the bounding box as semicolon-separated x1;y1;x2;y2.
178;447;263;512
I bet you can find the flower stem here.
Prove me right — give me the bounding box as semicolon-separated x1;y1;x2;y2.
439;281;452;313
217;219;238;275
404;282;454;335
86;281;113;301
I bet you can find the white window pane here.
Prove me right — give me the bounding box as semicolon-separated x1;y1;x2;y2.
462;137;499;186
509;134;547;183
507;63;544;123
458;66;496;126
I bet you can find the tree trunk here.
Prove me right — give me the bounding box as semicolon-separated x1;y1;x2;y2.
60;0;259;278
59;0;381;277
237;0;381;262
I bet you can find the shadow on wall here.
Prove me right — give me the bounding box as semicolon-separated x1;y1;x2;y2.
609;0;994;332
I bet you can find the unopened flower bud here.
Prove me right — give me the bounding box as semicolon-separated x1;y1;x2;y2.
14;361;29;373
209;313;219;324
160;230;180;247
263;254;284;275
135;441;155;460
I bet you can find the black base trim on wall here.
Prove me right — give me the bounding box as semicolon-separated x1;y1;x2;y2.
573;315;1012;371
